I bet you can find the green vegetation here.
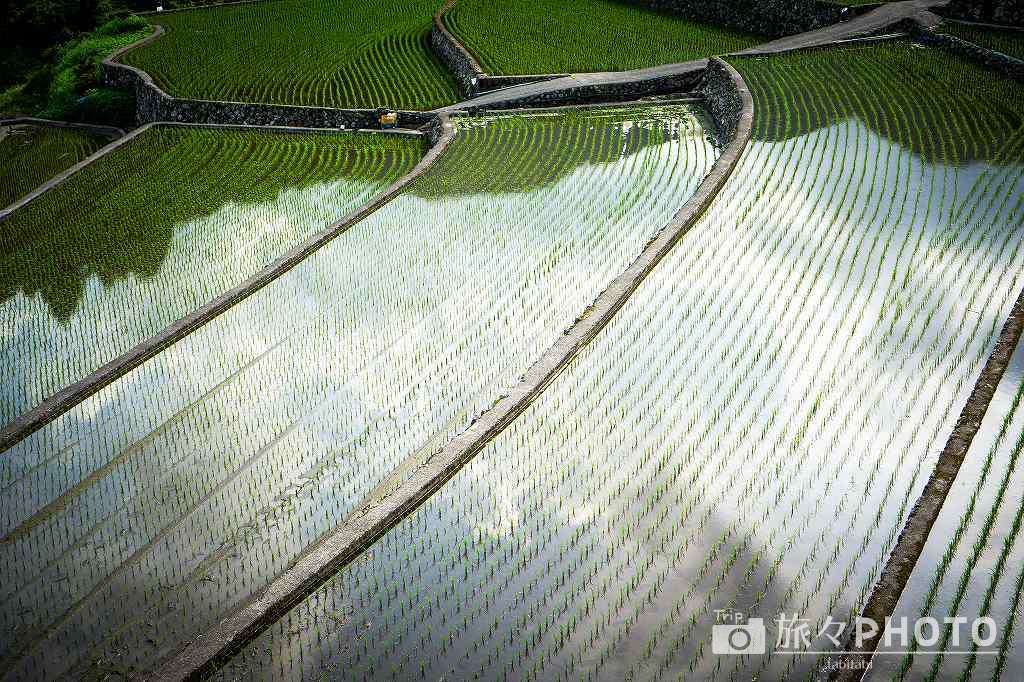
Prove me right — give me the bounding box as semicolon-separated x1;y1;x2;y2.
213;41;1024;680
444;0;761;75
746;42;1024;160
0;126;422;424
869;345;1024;681
0;123;111;208
0;17;151;127
0;106;717;679
117;0;460;110
940;21;1024;62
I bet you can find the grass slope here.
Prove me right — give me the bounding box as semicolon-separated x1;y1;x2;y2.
213;41;1024;681
0;123;109;208
0;126;422;424
117;0;460;110
444;0;760;75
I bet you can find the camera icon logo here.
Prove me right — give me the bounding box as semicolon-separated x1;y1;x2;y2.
712;618;767;655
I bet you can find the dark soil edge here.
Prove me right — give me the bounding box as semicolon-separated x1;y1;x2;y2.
147;57;754;682
0;118;452;454
831;286;1024;681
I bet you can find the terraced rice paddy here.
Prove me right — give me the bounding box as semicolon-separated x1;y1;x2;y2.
939;22;1024;62
118;0;459;110
0;126;422;425
214;41;1024;681
868;343;1024;681
0;124;112;209
443;0;760;75
0;105;717;678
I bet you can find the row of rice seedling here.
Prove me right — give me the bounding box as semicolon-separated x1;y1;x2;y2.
212;41;1024;681
938;21;1024;61
0;126;422;426
0;105;717;679
119;0;460;110
0;123;110;209
867;346;1024;680
444;0;760;75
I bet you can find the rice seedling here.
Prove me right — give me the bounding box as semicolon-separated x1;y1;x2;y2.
0;105;716;678
868;348;1024;681
938;22;1024;61
0;123;110;209
118;0;459;110
0;126;422;425
210;41;1024;681
443;0;760;75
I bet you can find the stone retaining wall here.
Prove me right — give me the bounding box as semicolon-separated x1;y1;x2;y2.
102;58;434;128
910;23;1024;81
941;0;1024;27
698;58;745;143
640;0;848;38
430;0;486;95
429;1;566;97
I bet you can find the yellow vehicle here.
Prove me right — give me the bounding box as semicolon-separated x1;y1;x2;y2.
378;110;398;129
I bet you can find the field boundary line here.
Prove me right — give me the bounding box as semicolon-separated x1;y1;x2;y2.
147;57;754;682
832;287;1024;681
0;116;455;454
0;119;412;222
0;120;134;220
0;117;124;137
0;122;150;221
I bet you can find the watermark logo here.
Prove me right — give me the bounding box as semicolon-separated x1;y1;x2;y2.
711;609;998;658
711;610;766;655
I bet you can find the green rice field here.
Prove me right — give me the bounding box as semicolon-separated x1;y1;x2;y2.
868;343;1024;680
939;22;1024;62
0;126;422;425
118;0;460;110
0;124;111;209
444;0;761;75
212;41;1024;681
0;106;718;678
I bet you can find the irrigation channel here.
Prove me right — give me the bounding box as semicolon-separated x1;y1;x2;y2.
0;127;423;425
210;41;1024;681
0;105;718;678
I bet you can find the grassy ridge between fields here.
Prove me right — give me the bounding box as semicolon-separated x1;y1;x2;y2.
0;124;110;208
444;0;761;75
117;0;460;110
